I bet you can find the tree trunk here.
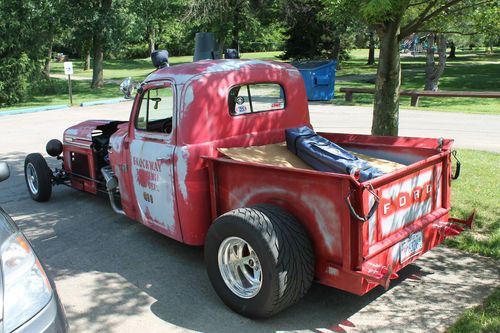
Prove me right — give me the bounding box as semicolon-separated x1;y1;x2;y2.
84;48;91;71
148;25;155;55
448;41;456;58
367;31;375;65
424;34;446;91
332;36;341;61
91;0;111;88
91;34;104;88
43;37;53;78
231;11;240;50
372;23;401;136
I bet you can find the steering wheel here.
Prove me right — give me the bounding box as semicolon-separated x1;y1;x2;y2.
161;118;172;133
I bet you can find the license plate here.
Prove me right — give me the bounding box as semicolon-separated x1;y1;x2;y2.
400;232;423;262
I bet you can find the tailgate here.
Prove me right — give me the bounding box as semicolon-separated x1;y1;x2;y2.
367;158;446;253
354;149;455;287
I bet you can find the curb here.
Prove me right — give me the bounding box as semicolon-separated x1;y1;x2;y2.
0;104;69;116
1;97;131;116
80;98;129;107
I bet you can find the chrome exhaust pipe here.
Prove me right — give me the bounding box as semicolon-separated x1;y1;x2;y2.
101;167;125;216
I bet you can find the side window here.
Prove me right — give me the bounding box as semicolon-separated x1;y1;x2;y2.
228;83;285;116
136;85;174;133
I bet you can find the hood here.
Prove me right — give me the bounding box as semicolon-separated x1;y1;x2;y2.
64;120;117;142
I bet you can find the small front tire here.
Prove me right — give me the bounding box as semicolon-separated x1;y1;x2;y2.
205;204;314;318
24;153;52;202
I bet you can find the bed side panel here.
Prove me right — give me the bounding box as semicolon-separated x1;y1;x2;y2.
208;159;354;276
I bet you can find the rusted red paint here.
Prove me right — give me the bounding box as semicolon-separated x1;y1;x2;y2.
58;59;471;297
135;168;158;191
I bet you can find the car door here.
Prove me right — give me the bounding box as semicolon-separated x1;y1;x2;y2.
129;81;181;240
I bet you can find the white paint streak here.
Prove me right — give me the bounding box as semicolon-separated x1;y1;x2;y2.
175;147;189;201
109;131;124;152
327;267;339;276
436;164;442;209
300;193;340;254
391;243;401;263
205;59;284;73
368;194;377;244
381;170;433;236
180;85;194;121
130;140;176;231
231;186;340;255
65;128;78;136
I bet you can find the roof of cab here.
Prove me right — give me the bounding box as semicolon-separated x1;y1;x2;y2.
144;59;296;85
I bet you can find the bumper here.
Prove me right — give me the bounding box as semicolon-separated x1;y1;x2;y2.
358;210;476;291
13;293;69;333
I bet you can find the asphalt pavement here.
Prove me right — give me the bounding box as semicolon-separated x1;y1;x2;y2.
0;102;498;332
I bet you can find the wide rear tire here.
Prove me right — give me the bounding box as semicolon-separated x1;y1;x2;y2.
205;204;314;318
24;153;52;202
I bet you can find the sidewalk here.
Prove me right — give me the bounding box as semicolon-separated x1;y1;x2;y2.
309;104;500;153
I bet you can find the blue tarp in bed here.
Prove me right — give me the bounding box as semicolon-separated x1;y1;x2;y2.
285;126;384;182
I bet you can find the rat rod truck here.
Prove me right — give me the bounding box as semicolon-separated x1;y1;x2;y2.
24;58;473;318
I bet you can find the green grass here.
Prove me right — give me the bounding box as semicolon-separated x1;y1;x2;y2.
448;287;500;333
333;48;500;114
0;80;121;110
2;49;499;113
446;149;500;258
49;51;284;81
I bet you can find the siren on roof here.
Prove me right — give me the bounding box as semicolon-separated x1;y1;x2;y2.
151;50;169;69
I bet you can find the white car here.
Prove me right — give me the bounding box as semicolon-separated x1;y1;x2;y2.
0;162;68;333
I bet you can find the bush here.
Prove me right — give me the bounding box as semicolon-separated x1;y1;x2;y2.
0;53;40;106
31;78;67;96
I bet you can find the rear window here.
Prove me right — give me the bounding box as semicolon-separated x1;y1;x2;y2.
228;83;285;116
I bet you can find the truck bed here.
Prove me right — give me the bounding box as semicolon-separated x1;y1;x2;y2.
205;132;470;295
218;142;406;175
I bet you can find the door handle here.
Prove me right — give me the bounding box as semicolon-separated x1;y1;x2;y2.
156;157;172;162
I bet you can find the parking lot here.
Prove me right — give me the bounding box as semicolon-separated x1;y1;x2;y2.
1;102;499;332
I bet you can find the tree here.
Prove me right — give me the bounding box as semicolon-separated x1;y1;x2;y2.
323;0;495;136
68;0;130;88
134;0;172;55
91;0;112;88
187;0;276;52
0;0;54;105
281;0;361;62
424;33;447;91
39;1;64;77
367;30;376;65
281;0;335;60
472;4;500;53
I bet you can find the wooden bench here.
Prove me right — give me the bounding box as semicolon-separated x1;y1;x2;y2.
339;87;500;107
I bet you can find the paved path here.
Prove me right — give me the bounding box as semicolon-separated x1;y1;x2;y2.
50;73;122;84
309;104;500;152
2;101;498;153
0;103;498;332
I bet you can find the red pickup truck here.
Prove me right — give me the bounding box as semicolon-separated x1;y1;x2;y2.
24;58;473;318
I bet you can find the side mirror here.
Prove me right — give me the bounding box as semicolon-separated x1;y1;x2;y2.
120;77;135;99
0;162;10;182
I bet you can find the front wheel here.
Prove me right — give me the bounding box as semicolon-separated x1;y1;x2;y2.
205;204;314;318
24;153;52;202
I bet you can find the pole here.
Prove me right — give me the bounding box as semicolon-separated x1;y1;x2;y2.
68;74;73;105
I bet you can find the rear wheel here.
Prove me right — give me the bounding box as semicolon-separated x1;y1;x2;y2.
205;204;314;318
24;153;52;202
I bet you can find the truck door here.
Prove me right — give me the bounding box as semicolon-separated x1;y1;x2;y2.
129;81;181;240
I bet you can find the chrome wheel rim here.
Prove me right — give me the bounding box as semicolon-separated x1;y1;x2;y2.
26;163;39;195
218;237;262;299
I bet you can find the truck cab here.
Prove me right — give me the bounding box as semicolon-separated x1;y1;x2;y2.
68;60;309;244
